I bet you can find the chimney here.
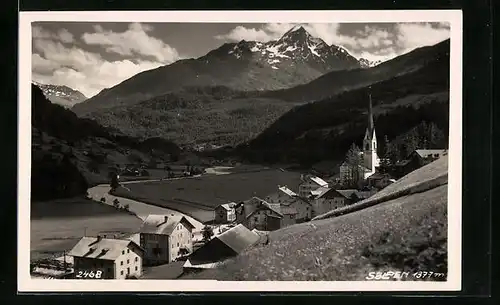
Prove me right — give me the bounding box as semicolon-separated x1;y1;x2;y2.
164;216;169;223
96;235;102;243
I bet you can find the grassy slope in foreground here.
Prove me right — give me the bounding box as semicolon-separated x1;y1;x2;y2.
113;168;303;223
31;198;143;261
185;156;449;280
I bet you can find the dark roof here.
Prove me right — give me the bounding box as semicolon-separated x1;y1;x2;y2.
337;189;358;198
217;224;261;253
336;189;376;200
68;237;143;260
317;188;346;199
367;172;393;180
188;224;259;265
139;214;196;235
413;149;448;159
246;201;283;219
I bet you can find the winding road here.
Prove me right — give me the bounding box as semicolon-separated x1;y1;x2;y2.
87;180;204;233
85;166;235;233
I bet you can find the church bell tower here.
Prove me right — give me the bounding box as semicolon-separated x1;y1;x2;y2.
363;92;379;174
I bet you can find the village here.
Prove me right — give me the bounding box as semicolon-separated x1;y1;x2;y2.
30;95;447;280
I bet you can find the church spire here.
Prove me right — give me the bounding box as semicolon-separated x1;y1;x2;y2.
368;91;374;136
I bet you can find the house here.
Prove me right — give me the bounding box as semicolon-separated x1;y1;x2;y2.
393;159;411;178
214;202;237;224
337;189;376;204
409;149;448;169
366;172;396;189
264;186;313;223
138;214;197;266
309;188;354;217
68;236;144;279
234;197;285;231
298;175;329;198
392;149;448;178
278;197;313;223
264;185;298;203
183;224;260;272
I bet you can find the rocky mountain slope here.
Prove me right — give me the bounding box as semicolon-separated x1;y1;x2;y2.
184;156;448;281
74;39;450;149
71;26;361;115
31;84;181;201
233;44;450;167
85;86;299;147
32;81;87;108
259;39;450;103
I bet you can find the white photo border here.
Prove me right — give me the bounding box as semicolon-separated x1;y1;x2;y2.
18;10;463;292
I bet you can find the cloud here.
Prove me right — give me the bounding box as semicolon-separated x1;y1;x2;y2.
32;23;181;97
57;29;74;43
395;22;450;52
215;22;449;62
81;22;179;63
32;32;165;97
33;25;75;43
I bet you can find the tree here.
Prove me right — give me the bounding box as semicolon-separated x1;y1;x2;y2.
344;143;363;188
110;173;120;190
100;197;106;203
202;225;214;242
123;204;130;211
127;153;142;164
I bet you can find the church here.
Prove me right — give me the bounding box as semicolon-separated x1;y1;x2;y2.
339;93;380;187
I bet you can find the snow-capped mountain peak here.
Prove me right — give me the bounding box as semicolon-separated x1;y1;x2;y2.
358;58;383;68
220;25;361;72
32;81;88;108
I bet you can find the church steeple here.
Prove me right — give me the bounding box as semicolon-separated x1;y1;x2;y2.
362;89;380;175
368;92;374;136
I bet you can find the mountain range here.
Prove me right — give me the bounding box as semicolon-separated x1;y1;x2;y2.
71;26;362;115
32;81;87;108
69;29;449;149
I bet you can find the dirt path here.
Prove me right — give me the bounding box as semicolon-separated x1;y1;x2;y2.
87;183;204;233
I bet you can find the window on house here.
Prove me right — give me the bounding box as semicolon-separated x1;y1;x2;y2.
120;261;123;266
127;249;130;253
122;250;125;255
127;259;130;264
135;266;138;271
135;257;138;262
120;271;124;275
177;242;179;247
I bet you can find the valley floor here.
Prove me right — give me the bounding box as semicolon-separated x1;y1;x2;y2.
113;167;303;224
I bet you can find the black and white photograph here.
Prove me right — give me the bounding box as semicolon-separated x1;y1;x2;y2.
18;10;463;292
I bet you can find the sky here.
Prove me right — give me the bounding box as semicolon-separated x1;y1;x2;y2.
31;22;450;98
